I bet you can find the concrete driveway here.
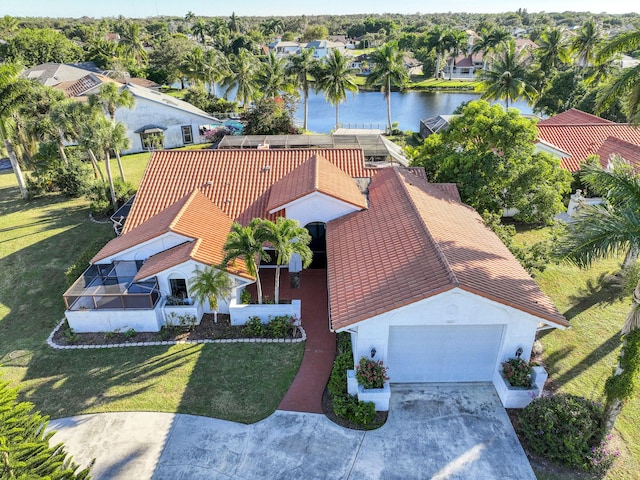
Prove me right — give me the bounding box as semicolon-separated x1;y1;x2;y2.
49;384;534;479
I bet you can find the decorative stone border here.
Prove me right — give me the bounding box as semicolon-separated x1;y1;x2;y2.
88;214;112;225
47;319;307;350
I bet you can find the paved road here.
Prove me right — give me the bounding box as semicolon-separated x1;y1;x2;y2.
50;384;535;479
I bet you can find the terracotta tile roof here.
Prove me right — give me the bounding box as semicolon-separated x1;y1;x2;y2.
596;136;640;170
538;108;613;126
93;190;251;279
327;168;567;330
537;124;640;172
125;149;369;233
266;153;367;212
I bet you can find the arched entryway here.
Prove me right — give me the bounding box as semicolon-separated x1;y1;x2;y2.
305;222;326;269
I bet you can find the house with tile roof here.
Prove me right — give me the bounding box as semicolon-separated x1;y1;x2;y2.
536;108;640;172
22;63;221;153
64;148;566;404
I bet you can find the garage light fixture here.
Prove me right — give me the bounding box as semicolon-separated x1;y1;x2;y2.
370;347;377;358
515;347;523;358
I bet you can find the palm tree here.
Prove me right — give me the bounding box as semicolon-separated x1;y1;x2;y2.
80;116;130;210
557;161;640;269
222;219;270;304
0;64;31;199
181;47;206;87
286;48;317;131
90;82;135;181
571;19;602;69
444;29;468;80
536;28;571;74
258;218;312;304
425;26;449;79
315;49;358;130
478;39;538;109
472;27;510;64
257;51;292;98
191;18;207;44
555;161;640;433
366;43;408;134
119;21;147;65
202;48;229;97
596;27;640;124
189;266;233;322
223;49;259;108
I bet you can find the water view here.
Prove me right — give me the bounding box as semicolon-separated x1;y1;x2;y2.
296;90;535;133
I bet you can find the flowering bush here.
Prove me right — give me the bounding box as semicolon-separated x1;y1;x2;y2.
355;356;389;389
586;434;620;474
502;357;532;388
520;393;605;469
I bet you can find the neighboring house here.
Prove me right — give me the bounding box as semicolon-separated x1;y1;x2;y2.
64;147;566;397
267;38;301;57
23;63;220;153
536;108;640;172
22;62;102;86
304;40;348;59
419;115;456;138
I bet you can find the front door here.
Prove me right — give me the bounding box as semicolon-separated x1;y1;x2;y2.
305;222;326;269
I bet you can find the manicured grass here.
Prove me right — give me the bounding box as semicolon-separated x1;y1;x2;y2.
514;226;639;479
409;76;481;90
0;163;304;423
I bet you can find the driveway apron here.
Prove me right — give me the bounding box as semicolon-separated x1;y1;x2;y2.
49;384;534;479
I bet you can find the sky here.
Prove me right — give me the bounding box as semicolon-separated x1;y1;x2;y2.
0;0;638;19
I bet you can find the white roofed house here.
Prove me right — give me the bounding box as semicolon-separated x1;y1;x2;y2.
22;63;222;153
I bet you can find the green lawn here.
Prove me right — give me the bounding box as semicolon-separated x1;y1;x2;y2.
514;226;640;479
0;156;304;423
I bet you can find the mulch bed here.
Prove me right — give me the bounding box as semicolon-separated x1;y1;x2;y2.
321;388;387;431
53;314;302;346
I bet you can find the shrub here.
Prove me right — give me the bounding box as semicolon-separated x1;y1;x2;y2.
501;357;533;388
85;178;136;217
242;316;265;337
586;433;620;474
240;288;252;304
65;238;108;286
328;351;353;397
332;394;376;426
355;357;389;389
124;328;136;339
268;315;294;338
520;394;605;469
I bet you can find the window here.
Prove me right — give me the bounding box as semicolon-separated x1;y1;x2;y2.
141;132;164;151
169;279;188;300
181;125;193;144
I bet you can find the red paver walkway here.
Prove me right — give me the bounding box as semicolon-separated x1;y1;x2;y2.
250;268;335;413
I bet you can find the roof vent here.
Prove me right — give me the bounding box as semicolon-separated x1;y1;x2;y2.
262;165;271;172
205;180;213;186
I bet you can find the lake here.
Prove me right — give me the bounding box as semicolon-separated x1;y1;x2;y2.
296;90;535;133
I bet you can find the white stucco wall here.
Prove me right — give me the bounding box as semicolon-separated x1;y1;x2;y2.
228;299;301;325
115;96;218;154
274;191;363;227
345;288;543;373
66;305;163;332
94;232;192;264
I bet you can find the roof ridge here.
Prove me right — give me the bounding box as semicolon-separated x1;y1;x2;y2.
393;169;460;288
169;189;200;231
312;154;320;191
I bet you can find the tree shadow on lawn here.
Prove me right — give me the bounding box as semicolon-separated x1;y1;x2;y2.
542;332;620;394
562;272;627;321
16;345;199;419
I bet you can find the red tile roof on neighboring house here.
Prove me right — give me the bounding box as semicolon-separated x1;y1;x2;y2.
596;136;640;170
93;190;251;279
537;108;613;126
124;149;370;233
537;124;640;172
327;168;568;330
266;154;367;212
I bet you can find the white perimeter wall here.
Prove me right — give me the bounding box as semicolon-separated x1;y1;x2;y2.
66;305;164;332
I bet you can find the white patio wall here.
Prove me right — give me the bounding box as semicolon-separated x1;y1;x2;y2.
65;305;163;333
228;299;301;325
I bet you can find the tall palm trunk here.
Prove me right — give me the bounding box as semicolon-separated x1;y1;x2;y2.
335;104;339;130
385;77;392;134
114;150;126;181
56;138;68;165
104;151;117;210
255;271;264;304
4;137;28;200
303;86;309;131
623;246;639;269
88;149;105;182
434;54;441;79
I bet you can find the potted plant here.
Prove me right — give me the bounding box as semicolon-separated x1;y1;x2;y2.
355;356;389;389
501;357;533;388
354;356;391;411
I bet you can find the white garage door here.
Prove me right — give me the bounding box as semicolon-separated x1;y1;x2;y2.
387;325;505;382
